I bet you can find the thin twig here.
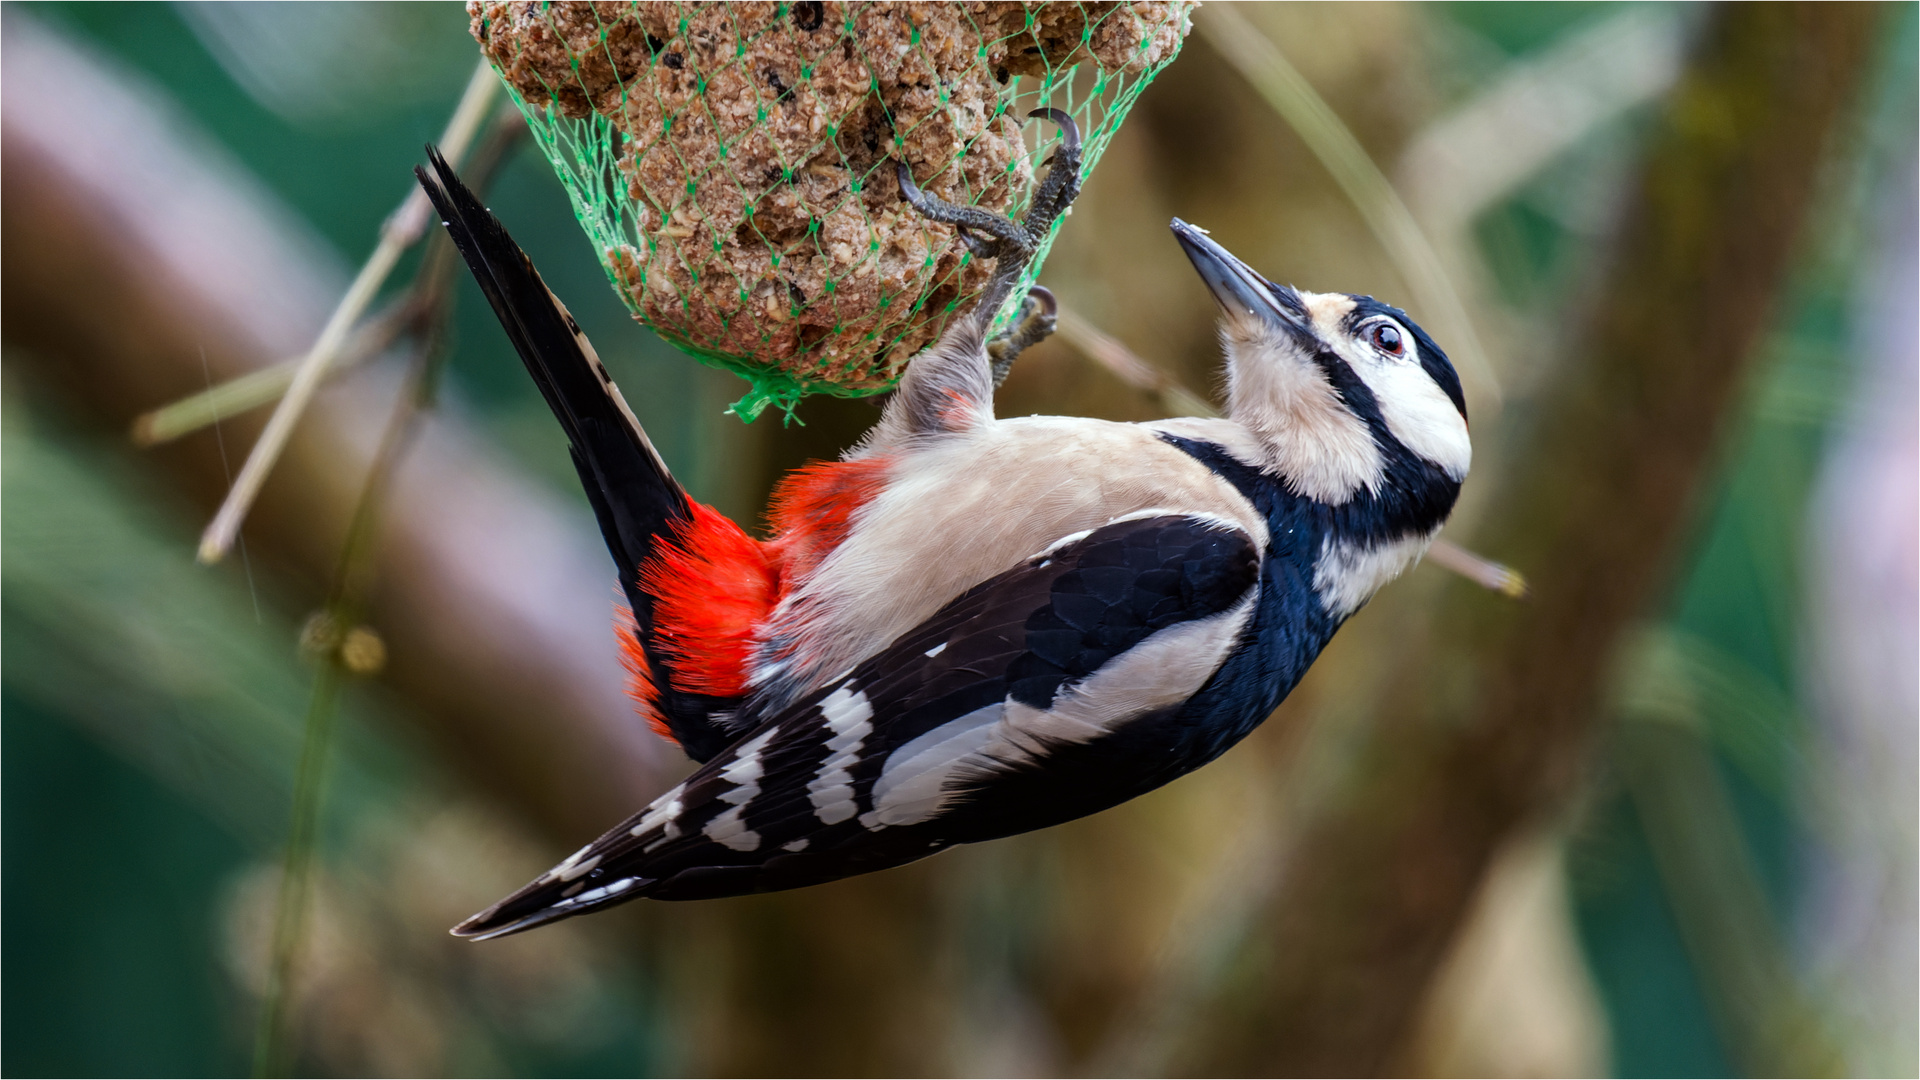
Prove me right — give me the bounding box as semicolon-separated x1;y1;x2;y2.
198;59;499;565
252;640;346;1078
252;235;460;1080
133;304;412;447
248;112;525;1077
1055;308;1217;419
1425;536;1529;598
1197;6;1503;413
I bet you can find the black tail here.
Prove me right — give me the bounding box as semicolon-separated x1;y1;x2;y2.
416;146;740;762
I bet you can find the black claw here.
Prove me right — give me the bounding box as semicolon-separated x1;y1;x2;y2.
895;159;924;206
1029;107;1080;157
957;229;1004;260
1024;109;1083;235
1025;284;1058;321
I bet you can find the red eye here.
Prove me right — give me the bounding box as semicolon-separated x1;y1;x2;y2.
1370;323;1404;355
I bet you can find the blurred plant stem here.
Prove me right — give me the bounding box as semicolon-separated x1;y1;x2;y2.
1197;4;1501;413
253;644;346;1076
1395;6;1687;240
253;213;447;1080
1053;307;1216;420
252;282;436;1076
1170;5;1878;1073
198;59;499;566
249;115;523;1077
132;301;413;447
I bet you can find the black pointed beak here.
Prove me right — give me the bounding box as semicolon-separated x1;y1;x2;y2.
1170;219;1309;337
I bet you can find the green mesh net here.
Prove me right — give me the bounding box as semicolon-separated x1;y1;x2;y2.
469;1;1195;420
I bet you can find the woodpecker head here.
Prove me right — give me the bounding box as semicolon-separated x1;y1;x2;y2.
1171;220;1470;505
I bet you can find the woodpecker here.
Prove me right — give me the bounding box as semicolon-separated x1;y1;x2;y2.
415;133;1469;940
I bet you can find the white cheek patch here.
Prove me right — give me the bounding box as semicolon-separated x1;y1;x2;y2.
1314;531;1436;618
1312;298;1470;481
1347;348;1471;479
1221;313;1380;503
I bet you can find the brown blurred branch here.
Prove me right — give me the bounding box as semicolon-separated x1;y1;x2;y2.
1181;5;1878;1074
1055;306;1219;420
0;14;675;844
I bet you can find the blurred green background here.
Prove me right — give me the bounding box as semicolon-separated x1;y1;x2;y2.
3;3;1914;1077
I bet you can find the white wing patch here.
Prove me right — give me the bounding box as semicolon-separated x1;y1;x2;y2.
704;728;777;851
807;685;874;824
861;704;1003;829
633;783;686;853
1313;531;1436;619
539;843;595;884
861;595;1256;829
718;731;773;789
703;806;757;851
558;876;639;909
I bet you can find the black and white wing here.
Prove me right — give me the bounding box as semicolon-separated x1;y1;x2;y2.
455;514;1261;939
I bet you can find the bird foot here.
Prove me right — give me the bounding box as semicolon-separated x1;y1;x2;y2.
896;108;1082;325
986;286;1058;388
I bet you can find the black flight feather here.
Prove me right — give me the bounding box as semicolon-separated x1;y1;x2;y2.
453;514;1259;939
414;145;740;761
